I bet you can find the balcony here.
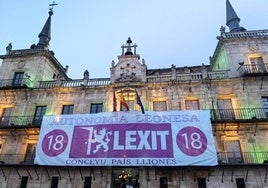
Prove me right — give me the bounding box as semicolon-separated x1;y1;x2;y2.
0;152;267;165
0;78;32;89
0;108;267;128
238;63;268;76
39;78;110;88
146;70;229;83
211;108;268;122
0;154;35;165
218;152;268;165
0;116;41;127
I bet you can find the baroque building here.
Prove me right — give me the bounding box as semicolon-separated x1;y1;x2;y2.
0;1;268;187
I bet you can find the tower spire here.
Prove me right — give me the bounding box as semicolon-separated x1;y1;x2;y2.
37;2;58;49
226;0;246;32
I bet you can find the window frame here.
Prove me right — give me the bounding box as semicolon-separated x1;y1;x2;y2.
185;99;200;110
90;103;103;114
33;106;47;125
12;72;24;86
20;176;29;188
153;101;167;111
62;105;74;115
249;56;265;73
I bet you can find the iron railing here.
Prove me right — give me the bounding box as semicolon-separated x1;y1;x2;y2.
0;152;267;165
0;108;267;128
211;108;268;121
0;78;32;88
218;152;268;165
0;154;35;165
0;116;41;127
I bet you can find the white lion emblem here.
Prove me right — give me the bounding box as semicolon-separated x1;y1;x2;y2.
92;128;112;153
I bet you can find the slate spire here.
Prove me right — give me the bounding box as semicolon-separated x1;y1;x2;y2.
37;2;57;49
37;11;52;49
226;0;246;32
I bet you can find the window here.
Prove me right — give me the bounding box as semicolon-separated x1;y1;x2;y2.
0;108;13;126
159;177;168;188
19;176;28;188
12;72;24;86
90;103;103;114
262;97;268;117
128;100;134;111
84;176;92;188
249;57;265;73
33;106;47;125
24;143;36;164
62;105;74;114
217;99;235;120
185;100;199;110
225;140;243;164
236;178;245;188
153;101;167;111
119;100;134;111
197;178;207;188
51;176;59;188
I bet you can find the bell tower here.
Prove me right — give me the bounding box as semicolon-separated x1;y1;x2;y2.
110;38;147;83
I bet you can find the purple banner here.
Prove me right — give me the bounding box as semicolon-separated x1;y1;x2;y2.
69;123;173;158
35;111;218;166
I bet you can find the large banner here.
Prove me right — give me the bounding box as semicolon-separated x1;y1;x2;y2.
35;111;218;166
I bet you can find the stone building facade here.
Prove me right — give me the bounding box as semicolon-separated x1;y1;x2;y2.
0;0;268;187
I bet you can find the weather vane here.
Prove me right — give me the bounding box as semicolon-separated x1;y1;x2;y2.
49;1;58;12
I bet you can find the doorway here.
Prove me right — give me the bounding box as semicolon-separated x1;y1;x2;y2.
112;168;139;188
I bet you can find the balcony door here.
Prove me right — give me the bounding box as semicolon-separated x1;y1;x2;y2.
24;143;36;164
249;57;265;73
12;72;24;86
32;106;47;125
262;97;268;117
225;140;243;164
0;108;13;126
112;168;139;188
217;99;235;120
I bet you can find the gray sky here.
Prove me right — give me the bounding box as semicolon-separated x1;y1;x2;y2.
1;0;268;79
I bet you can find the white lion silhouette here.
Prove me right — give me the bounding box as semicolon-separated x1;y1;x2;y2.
92;128;112;153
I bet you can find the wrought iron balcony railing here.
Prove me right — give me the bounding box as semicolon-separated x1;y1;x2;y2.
0;152;267;165
0;78;32;88
211;108;268;122
0;108;267;128
0;154;35;165
217;152;268;165
0;116;41;127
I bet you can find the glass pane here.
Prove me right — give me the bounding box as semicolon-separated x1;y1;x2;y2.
62;105;74;114
33;106;47;125
1;108;13;126
12;72;24;86
262;97;268;116
225;140;243;163
185;100;199;110
153;101;167;111
90;103;103;114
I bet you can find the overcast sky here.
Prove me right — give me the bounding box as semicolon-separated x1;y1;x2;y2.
1;0;268;79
